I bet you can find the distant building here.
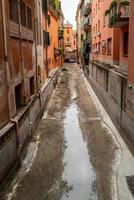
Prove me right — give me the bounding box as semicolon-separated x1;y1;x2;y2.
64;21;76;60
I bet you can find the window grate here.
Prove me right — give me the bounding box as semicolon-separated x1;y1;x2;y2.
9;0;19;23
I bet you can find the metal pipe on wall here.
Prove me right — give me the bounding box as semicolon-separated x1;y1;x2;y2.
1;0;10;116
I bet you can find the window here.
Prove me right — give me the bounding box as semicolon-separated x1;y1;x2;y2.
107;38;112;55
42;0;48;13
94;9;95;18
74;40;76;45
98;20;100;32
98;0;100;10
96;3;97;14
30;76;35;95
98;42;101;55
9;0;19;23
15;84;22;110
27;6;32;29
20;0;26;27
43;31;50;46
47;15;51;26
103;15;106;27
81;34;83;41
67;29;69;33
123;32;128;56
67;37;70;42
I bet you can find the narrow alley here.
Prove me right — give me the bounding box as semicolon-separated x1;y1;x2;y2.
3;64;134;200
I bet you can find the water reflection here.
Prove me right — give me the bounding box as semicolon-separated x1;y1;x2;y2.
61;103;98;200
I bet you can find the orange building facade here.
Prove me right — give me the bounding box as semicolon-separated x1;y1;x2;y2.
48;8;59;70
64;21;77;60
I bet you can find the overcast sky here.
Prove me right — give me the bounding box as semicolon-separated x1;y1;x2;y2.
61;0;79;29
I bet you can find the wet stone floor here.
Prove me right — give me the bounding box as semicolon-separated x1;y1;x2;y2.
4;64;123;200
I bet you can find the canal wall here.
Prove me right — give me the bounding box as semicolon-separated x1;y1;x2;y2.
85;61;134;151
0;68;60;196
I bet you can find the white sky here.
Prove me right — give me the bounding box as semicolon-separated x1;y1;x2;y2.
61;0;79;29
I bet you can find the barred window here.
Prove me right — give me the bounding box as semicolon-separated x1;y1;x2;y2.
9;0;19;23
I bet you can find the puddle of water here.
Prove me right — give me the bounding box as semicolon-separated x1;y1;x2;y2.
61;103;98;200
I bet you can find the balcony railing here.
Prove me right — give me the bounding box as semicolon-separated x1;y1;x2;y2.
84;3;92;17
105;1;130;28
49;0;61;17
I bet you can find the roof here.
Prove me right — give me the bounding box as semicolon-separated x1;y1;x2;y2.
64;21;73;28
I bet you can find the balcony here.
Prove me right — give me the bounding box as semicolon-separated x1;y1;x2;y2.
49;0;61;18
105;1;130;28
83;18;91;32
84;3;92;17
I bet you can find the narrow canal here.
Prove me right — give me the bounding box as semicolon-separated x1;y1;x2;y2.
3;64;134;200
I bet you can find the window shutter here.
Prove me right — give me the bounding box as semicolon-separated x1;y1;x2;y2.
43;31;50;46
42;0;48;13
47;15;51;26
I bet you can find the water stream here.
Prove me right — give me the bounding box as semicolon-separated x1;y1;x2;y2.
61;103;98;200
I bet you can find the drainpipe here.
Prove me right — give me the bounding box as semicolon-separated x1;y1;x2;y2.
45;14;49;78
34;0;40;94
1;0;10;116
34;17;39;92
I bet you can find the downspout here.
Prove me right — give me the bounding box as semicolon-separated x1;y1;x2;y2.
45;14;49;78
34;11;39;92
1;0;10;115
